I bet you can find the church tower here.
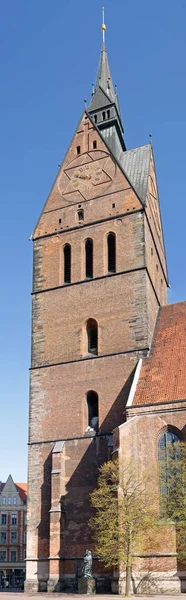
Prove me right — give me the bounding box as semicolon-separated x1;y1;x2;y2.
26;12;168;593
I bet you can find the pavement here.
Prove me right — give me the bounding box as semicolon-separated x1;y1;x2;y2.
0;594;185;600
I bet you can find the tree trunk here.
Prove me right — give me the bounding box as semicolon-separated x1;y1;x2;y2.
125;534;131;596
125;561;131;596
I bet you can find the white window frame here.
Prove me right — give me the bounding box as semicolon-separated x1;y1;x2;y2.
11;513;17;526
1;532;6;544
2;514;7;525
11;531;17;543
10;549;17;562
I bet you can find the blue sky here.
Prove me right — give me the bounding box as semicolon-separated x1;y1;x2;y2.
0;0;185;482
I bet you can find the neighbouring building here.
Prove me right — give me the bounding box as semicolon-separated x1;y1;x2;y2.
0;475;27;588
26;13;186;595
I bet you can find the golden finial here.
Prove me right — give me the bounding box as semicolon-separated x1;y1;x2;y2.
101;6;106;42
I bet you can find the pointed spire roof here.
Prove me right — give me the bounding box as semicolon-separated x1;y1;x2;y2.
89;41;121;116
88;8;121;117
88;8;126;157
96;41;116;102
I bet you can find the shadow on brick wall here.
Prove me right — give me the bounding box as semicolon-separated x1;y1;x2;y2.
37;450;52;586
59;369;135;589
36;368;136;591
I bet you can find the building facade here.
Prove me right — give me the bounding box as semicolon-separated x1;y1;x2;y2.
116;301;186;594
0;475;27;588
26;17;186;595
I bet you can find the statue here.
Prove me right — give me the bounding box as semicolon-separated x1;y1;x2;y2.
78;549;95;593
82;549;92;578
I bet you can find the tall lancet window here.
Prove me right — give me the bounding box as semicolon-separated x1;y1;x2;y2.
85;238;93;279
87;391;98;432
64;244;71;284
107;232;116;273
86;319;98;355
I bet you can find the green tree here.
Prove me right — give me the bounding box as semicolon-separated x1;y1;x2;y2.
159;440;186;565
89;458;158;596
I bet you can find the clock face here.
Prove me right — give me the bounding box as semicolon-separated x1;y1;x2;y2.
57;150;116;201
70;163;106;190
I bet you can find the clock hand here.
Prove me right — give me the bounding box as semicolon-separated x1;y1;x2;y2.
75;174;92;180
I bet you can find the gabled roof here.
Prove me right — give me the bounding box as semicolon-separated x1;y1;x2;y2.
0;474;17;494
88;42;151;206
132;302;186;406
16;483;27;503
119;144;151;205
0;478;27;504
88;106;150;204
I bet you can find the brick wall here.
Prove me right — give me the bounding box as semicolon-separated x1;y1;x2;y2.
117;401;186;591
27;111;168;592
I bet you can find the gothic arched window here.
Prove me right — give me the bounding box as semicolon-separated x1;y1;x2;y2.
107;232;116;273
86;319;98;355
64;244;71;284
87;391;98;432
158;429;181;517
85;238;93;279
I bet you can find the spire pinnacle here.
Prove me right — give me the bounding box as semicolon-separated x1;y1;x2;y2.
101;6;106;43
88;9;126;155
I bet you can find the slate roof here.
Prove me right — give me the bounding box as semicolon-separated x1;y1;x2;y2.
89;42;120;116
96;42;116;101
88;43;153;197
119;144;151;205
133;302;186;406
89;86;112;112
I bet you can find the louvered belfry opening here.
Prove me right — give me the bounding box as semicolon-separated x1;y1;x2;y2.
87;318;98;355
107;232;116;273
85;238;93;278
64;244;71;283
87;390;98;431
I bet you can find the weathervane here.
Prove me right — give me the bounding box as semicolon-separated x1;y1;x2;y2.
101;6;106;43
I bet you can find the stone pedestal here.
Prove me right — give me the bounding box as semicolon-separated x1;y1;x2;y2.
119;571;182;595
24;580;39;594
47;577;61;592
78;576;96;594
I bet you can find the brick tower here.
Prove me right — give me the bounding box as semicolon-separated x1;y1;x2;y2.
26;17;168;593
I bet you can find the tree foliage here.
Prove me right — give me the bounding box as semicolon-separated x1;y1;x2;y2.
89;458;158;595
159;440;186;565
90;442;186;594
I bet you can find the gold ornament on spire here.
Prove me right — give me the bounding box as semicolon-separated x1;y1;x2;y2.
101;6;106;42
